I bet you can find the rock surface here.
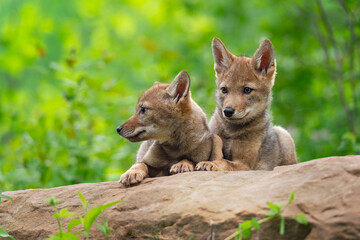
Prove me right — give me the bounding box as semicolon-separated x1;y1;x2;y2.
1;156;360;240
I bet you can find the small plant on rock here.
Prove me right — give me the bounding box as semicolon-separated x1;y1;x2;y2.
46;191;122;240
225;191;308;240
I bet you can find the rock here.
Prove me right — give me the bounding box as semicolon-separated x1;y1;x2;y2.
1;156;360;240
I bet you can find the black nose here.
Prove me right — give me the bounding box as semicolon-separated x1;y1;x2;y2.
224;107;235;117
116;126;123;134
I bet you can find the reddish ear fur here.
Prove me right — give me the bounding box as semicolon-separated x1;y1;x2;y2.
212;37;234;74
252;39;275;75
167;70;190;103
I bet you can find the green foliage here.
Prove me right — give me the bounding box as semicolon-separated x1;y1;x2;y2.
97;219;112;240
295;213;308;225
0;228;16;240
67;219;82;233
46;232;81;240
0;0;359;191
46;192;122;240
54;208;76;219
83;201;121;233
46;196;73;238
225;191;308;240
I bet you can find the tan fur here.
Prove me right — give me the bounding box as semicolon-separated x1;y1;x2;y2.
118;70;223;186
196;38;297;171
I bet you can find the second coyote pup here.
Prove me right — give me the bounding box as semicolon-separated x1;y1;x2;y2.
196;38;297;171
117;70;222;186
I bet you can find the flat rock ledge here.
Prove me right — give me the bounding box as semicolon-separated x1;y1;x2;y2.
1;156;360;240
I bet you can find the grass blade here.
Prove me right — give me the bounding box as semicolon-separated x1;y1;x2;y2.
280;216;285;235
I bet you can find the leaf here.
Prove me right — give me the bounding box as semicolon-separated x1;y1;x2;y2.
0;228;16;240
77;191;89;211
97;218;113;235
240;220;252;230
78;215;84;229
97;224;107;234
54;232;81;240
59;208;76;218
288;191;295;204
242;228;252;239
67;218;82;232
103;218;109;227
275;202;283;211
251;218;260;230
46;197;60;206
265;208;278;217
295;214;308;225
83;200;122;232
266;202;281;212
280;216;285;235
83;207;102;232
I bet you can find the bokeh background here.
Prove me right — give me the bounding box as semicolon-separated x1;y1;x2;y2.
1;0;359;191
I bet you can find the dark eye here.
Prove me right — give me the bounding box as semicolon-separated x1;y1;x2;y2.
140;107;147;114
221;87;228;94
243;87;253;94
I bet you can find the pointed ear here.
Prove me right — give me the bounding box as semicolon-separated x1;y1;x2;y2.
251;39;276;76
167;70;190;103
212;37;234;74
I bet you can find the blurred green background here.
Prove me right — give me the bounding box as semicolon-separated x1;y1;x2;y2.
0;0;359;191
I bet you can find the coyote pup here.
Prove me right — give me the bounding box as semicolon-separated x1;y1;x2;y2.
196;38;297;171
117;70;222;185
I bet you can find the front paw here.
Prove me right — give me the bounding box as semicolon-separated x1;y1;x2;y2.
195;161;219;171
170;159;194;175
120;169;146;186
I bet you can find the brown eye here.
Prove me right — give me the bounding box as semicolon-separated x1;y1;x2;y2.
243;87;252;94
221;87;228;94
140;107;147;114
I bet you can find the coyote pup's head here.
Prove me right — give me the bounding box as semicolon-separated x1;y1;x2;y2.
212;37;276;124
117;70;191;142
